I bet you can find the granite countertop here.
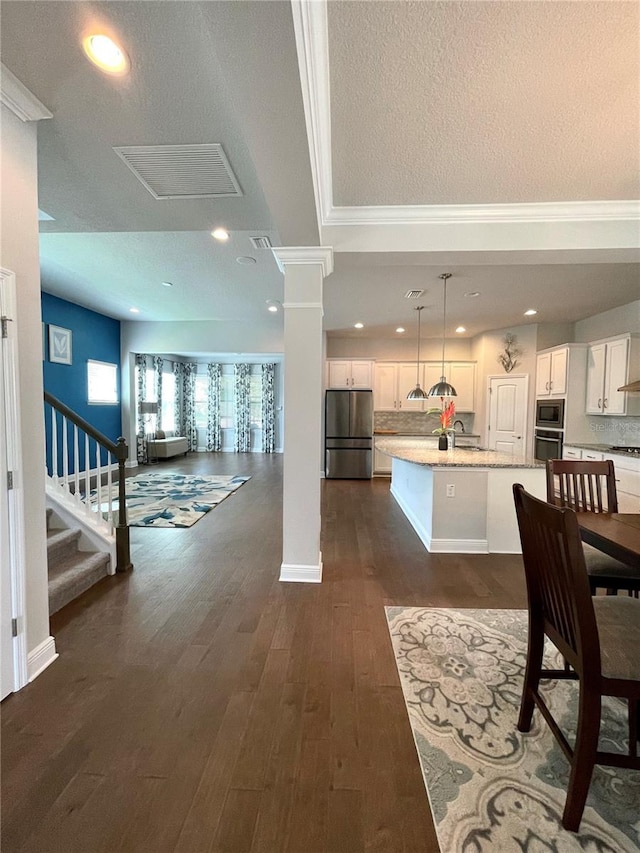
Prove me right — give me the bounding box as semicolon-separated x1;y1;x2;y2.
374;431;481;438
564;442;640;458
376;437;543;469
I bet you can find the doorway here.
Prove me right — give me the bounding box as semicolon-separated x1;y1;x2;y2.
0;269;27;699
487;375;529;455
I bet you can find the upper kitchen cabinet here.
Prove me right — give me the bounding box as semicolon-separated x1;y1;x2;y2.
536;347;568;397
373;361;476;412
326;359;373;389
585;335;640;416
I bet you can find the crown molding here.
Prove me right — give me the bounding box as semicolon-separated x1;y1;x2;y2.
291;0;333;226
325;199;640;226
0;63;52;122
272;246;333;277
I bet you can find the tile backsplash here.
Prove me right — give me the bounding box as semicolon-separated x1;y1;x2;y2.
584;416;640;447
374;411;475;435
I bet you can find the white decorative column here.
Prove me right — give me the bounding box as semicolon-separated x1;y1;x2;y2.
272;247;333;583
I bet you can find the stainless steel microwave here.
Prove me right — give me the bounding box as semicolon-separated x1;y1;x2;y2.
535;399;565;429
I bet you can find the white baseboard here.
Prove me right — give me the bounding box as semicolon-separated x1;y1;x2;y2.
390;485;488;554
27;636;58;682
280;552;323;583
429;538;489;554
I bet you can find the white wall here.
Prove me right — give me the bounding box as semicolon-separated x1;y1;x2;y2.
574;299;640;342
326;335;472;361
472;324;538;454
1;104;50;660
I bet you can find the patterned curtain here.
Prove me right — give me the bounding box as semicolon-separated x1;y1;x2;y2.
261;363;275;453
173;362;183;436
154;356;163;431
234;363;251;452
182;363;198;451
135;354;147;463
206;363;222;451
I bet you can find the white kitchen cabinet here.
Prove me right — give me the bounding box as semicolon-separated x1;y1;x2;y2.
536;347;568;397
602;452;640;512
374;438;392;475
372;361;477;412
327;360;373;389
582;449;603;462
585;335;638;415
562;446;583;460
373;363;399;410
398;363;426;410
448;362;476;412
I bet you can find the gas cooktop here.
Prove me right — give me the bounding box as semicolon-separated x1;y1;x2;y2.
611;446;640;455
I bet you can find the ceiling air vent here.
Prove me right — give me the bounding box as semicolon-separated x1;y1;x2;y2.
113;144;243;199
249;236;273;250
405;289;424;299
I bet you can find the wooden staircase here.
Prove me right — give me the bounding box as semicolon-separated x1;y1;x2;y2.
46;507;111;614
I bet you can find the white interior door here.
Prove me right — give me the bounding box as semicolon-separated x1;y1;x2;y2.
0;316;14;700
488;376;528;455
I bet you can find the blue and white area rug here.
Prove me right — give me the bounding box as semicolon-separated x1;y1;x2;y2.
95;472;250;528
385;607;640;853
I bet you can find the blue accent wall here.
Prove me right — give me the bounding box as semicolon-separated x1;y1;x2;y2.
42;292;121;474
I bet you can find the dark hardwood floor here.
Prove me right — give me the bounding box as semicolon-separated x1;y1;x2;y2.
1;453;526;852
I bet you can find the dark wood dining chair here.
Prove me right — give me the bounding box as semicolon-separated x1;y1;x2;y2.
513;483;640;831
546;458;640;595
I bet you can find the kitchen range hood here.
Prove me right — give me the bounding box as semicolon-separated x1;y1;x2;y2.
618;379;640;392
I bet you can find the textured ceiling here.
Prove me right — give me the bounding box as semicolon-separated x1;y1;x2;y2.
328;1;640;205
1;0;637;342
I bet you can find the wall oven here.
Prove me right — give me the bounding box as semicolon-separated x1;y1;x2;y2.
534;429;563;462
535;398;565;430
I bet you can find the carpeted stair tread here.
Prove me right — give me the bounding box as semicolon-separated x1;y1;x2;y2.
48;550;110;615
47;527;82;567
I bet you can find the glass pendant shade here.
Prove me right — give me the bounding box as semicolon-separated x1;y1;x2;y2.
427;272;458;398
407;306;427;399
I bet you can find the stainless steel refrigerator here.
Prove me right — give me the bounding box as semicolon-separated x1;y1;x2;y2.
325;389;373;479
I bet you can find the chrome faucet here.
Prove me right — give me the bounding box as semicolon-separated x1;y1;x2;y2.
453;419;465;433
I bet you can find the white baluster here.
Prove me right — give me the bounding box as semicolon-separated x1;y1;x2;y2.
73;425;80;505
62;416;69;492
51;408;59;484
84;433;92;519
106;451;113;531
95;440;103;525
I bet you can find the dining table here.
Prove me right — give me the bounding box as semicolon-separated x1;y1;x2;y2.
577;513;640;573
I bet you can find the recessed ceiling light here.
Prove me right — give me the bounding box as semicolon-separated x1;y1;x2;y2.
211;228;229;241
82;34;129;75
354;322;364;329
129;307;140;314
524;309;537;316
464;291;481;298
236;256;257;265
161;281;173;287
396;327;405;334
268;305;278;313
266;300;281;313
455;326;466;333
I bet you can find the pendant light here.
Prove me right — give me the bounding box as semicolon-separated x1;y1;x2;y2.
427;273;457;398
407;306;428;400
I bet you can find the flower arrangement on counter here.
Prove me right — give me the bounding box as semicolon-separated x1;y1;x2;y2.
428;400;456;435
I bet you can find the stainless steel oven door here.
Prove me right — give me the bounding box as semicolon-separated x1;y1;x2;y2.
534;429;563;462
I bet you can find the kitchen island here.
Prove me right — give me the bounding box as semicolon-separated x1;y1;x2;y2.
376;438;545;554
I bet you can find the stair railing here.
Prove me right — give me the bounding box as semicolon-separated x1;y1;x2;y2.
44;392;132;573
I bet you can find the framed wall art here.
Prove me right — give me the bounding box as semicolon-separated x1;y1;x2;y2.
48;324;72;365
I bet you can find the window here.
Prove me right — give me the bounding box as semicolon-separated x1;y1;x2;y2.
161;371;176;432
250;373;262;429
87;360;118;404
220;374;234;428
194;375;208;428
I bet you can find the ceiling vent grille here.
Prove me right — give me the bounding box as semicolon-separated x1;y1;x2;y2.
249;236;273;250
405;289;424;299
113;144;243;199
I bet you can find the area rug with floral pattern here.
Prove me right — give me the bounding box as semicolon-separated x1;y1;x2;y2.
385;606;640;852
93;472;251;528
